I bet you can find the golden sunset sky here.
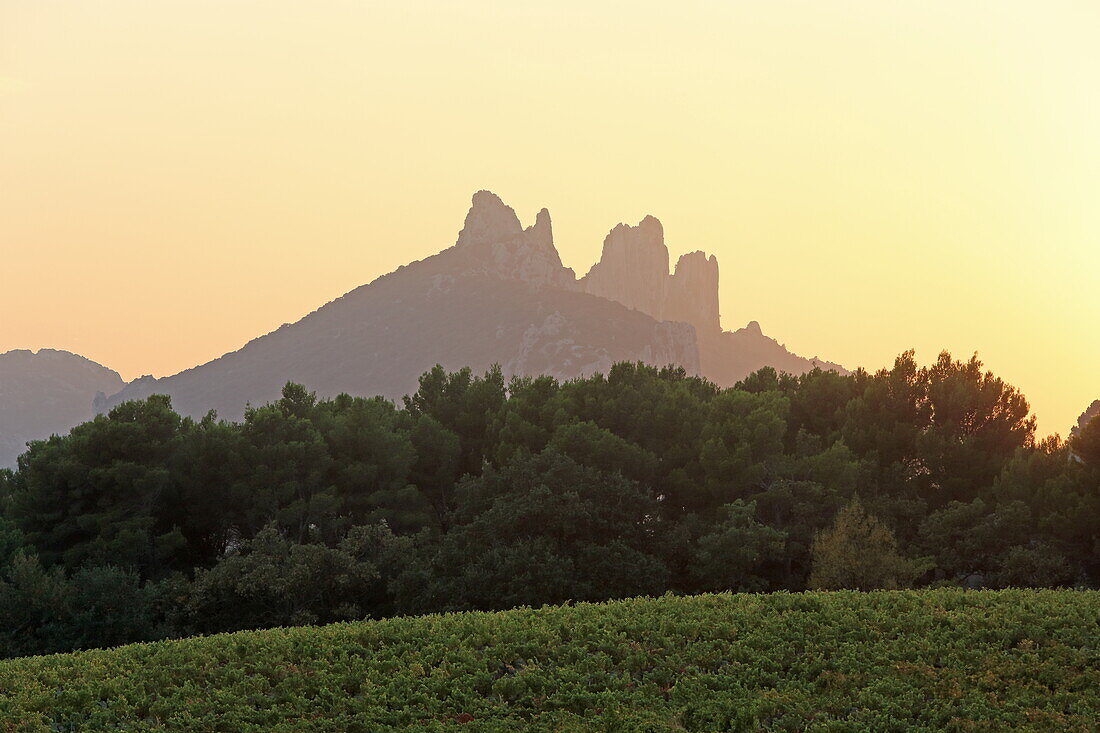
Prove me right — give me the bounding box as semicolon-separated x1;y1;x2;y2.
2;1;1097;435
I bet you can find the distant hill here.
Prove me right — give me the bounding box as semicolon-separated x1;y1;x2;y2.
0;349;125;467
700;320;846;386
101;191;843;421
1;590;1097;729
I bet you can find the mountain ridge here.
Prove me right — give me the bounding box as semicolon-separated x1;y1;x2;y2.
1;191;849;466
99;191;843;421
0;349;125;467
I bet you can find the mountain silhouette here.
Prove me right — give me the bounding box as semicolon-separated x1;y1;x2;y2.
99;191;843;421
0;349;125;467
0;191;847;467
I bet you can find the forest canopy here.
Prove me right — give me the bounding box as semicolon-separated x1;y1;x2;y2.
0;351;1097;658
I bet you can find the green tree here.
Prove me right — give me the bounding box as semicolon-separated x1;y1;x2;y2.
693;500;786;592
167;412;248;568
752;479;845;586
0;551;160;658
318;394;421;533
0;552;72;657
403;365;507;478
556;363;716;517
547;420;658;485
9;395;187;578
699;390;789;511
918;499;1031;578
809;497;927;590
488;374;562;467
185;524;384;633
237;384;336;543
918;352;1036;505
1071;412;1100;466
418;451;669;612
405;413;462;530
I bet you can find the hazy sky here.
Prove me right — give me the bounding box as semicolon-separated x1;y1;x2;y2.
2;1;1097;435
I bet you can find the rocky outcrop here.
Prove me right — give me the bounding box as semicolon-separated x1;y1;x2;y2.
99;193;703;421
580;216;720;335
698;321;848;386
93;190;843;423
453;191;576;289
501;311;699;382
581;216;669;318
666;251;720;335
0;349;125;467
577;212;844;383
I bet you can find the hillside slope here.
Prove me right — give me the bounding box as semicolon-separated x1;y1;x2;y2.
100;191;841;421
100;193;700;421
0;349;125;467
1;590;1096;731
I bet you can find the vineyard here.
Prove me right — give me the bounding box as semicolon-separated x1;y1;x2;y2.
1;589;1097;731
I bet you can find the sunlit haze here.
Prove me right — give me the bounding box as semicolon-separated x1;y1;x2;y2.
2;0;1097;435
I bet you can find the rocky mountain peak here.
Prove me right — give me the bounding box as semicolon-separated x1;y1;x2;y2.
529;207;553;249
580;216;720;334
667;251;720;334
453;191;575;289
741;320;763;337
456;190;523;248
581;217;670;320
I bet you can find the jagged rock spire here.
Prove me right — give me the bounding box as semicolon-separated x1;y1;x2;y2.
667;251;720;334
456;190;523;247
580;216;720;334
453;190;575;288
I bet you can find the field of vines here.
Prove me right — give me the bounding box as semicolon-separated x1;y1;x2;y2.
1;589;1097;731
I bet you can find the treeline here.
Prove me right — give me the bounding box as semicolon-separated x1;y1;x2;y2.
0;352;1097;658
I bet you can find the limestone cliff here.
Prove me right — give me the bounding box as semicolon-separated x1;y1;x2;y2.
666;251;720;336
453;191;576;289
577;212;840;383
580;216;721;336
580;216;669;319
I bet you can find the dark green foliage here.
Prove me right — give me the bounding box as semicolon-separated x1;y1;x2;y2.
994;543;1076;589
0;352;1097;658
0;554;161;658
0;591;1097;731
918;498;1031;578
417;451;668;612
9;396;188;579
403;365;506;479
918;352;1036;504
184;524;388;633
1072;411;1100;466
692;501;786;592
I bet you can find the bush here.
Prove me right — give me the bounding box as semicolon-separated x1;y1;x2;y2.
185;525;384;632
809;497;929;590
994;543;1076;588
